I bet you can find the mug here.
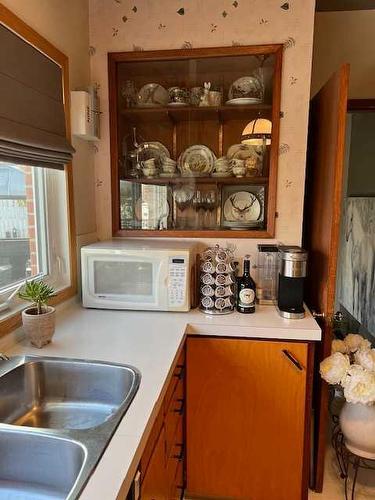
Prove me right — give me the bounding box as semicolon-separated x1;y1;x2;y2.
208;90;222;107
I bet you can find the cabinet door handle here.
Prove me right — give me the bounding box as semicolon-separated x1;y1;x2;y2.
282;349;303;371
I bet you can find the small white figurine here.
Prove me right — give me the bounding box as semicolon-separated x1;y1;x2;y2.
199;82;211;106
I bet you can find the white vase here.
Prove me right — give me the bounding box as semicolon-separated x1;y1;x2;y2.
22;306;56;348
340;401;375;459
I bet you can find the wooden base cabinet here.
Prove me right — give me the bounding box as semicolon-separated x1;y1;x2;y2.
186;337;312;500
140;350;185;500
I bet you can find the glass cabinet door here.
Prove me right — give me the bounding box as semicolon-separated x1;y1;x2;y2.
110;45;282;237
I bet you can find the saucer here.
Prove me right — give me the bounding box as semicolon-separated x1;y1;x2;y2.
212;171;232;177
160;172;179;177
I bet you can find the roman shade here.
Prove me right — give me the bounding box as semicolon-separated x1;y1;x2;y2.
0;24;74;170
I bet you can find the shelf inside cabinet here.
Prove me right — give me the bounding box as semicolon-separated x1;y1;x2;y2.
121;176;269;185
120;104;272;123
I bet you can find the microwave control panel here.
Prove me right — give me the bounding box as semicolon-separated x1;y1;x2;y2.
168;256;187;306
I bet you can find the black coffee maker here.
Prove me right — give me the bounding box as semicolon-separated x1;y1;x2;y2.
277;246;308;319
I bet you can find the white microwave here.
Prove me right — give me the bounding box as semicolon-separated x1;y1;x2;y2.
81;239;198;312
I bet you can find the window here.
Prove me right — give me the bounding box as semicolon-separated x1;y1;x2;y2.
0;162;71;310
0;7;76;330
0;163;47;289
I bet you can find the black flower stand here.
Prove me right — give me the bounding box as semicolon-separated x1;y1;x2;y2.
332;415;375;500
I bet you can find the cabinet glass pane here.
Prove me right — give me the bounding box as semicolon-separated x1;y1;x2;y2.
113;48;280;233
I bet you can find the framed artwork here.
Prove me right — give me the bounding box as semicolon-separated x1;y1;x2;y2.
339;197;375;335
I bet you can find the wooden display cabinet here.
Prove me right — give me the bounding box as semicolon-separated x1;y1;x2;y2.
108;45;282;238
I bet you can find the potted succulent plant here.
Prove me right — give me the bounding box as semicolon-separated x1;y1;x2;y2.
320;333;375;458
18;281;56;348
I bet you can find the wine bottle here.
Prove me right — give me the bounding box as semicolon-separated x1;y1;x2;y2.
236;255;256;314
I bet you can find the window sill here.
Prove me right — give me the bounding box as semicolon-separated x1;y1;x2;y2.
0;284;77;337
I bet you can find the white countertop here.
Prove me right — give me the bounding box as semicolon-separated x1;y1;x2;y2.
0;300;320;500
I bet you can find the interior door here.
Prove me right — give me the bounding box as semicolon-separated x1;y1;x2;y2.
303;64;350;492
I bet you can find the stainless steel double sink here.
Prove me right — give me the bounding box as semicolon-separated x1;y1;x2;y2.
0;355;141;499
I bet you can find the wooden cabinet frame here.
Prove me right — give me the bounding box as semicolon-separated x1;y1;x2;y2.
108;44;283;238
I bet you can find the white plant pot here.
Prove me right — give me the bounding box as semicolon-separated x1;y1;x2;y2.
340;401;375;459
22;306;56;349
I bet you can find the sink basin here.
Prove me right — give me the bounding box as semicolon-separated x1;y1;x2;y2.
0;429;85;499
0;356;141;498
0;357;138;430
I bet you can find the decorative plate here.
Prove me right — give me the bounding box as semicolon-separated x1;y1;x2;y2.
177;145;216;176
137;83;169;107
225;97;262;105
223;191;261;223
166;102;189;107
228;76;263;102
136;142;170;168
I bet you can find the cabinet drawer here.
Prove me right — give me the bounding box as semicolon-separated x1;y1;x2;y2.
140;408;164;479
165;377;184;458
169;459;184;500
164;350;185;412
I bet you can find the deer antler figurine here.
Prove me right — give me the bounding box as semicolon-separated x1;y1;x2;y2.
229;194;256;220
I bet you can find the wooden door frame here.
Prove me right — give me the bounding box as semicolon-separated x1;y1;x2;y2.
348;98;375;111
305;65;350;493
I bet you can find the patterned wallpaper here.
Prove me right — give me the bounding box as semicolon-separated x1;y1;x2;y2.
89;0;315;249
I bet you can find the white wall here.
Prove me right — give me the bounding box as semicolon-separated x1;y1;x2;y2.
2;0;97;244
312;10;375;97
89;0;316;258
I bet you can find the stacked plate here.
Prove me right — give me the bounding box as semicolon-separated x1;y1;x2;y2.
177;145;216;177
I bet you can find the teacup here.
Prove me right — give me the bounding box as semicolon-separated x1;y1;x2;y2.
214;157;230;172
230;159;246;177
232;166;246;177
142;166;157;178
162;165;177;174
208;91;222;107
142;158;156;169
163;158;177;166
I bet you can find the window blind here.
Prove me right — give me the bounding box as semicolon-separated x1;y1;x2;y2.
0;24;74;170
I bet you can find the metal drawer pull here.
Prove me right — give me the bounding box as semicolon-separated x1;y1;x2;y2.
173;364;185;379
173;398;184;415
173;443;184;460
282;349;303;371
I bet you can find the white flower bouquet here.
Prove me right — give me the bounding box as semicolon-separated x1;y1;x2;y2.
320;334;375;405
